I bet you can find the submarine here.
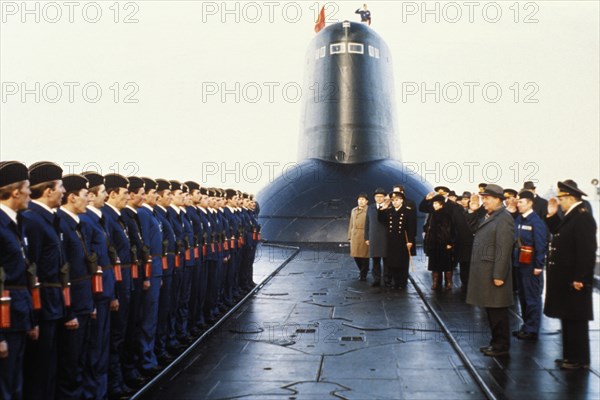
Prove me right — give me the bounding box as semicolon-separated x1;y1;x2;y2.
257;21;431;243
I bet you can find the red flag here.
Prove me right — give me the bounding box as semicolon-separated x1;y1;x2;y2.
314;6;325;33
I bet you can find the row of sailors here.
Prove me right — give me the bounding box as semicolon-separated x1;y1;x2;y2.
0;160;261;400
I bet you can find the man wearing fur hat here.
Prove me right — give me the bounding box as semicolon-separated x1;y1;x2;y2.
466;184;515;357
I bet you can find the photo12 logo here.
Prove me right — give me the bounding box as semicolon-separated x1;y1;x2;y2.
200;1;340;24
201;82;302;104
401;161;540;185
1;1;140;23
401;82;540;104
400;1;540;24
61;162;140;176
1;82;140;104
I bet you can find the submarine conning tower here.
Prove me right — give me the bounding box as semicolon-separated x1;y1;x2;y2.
256;20;431;243
299;21;400;164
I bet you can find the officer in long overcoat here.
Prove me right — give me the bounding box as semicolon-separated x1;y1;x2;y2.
377;192;416;289
544;180;597;370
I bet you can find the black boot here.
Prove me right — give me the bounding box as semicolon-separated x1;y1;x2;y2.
444;271;453;290
431;272;440;290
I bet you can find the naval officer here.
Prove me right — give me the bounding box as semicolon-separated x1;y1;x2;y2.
544;180;597;369
377;191;416;289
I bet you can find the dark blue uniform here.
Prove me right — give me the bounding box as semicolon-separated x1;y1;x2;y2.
238;207;257;290
80;207;116;400
154;205;176;360
245;207;260;289
120;206;145;382
186;205;206;331
137;204;163;372
166;205;186;348
213;208;229;308
355;7;371;24
102;203;135;395
201;208;219;322
56;208;94;399
22;202;65;400
222;206;240;304
176;208;195;341
513;210;548;335
196;207;213;323
0;207;35;400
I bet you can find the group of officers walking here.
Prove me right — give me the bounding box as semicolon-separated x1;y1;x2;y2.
0;161;261;400
348;180;597;369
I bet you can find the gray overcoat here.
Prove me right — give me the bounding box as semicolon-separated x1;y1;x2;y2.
466;207;515;308
364;203;387;258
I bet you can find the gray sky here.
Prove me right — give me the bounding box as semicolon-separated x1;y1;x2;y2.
1;1;599;206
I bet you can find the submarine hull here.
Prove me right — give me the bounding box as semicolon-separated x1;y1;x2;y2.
257;158;431;243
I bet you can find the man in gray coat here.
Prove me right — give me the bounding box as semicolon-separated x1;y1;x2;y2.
465;184;515;356
364;188;388;287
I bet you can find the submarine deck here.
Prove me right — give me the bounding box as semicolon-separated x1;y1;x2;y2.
138;244;600;400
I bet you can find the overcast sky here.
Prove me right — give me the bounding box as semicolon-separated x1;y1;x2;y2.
1;1;599;208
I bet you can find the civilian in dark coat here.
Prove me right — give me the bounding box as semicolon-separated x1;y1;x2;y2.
544;180;597;369
451;191;476;292
424;195;455;290
364;188;387;286
418;186;451;258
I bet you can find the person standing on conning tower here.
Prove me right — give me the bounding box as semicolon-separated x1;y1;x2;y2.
355;4;372;25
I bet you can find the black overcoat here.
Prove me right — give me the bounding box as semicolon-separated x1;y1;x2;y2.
544;203;597;320
377;204;416;269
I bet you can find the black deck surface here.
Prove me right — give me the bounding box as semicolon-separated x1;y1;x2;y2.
142;244;600;400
